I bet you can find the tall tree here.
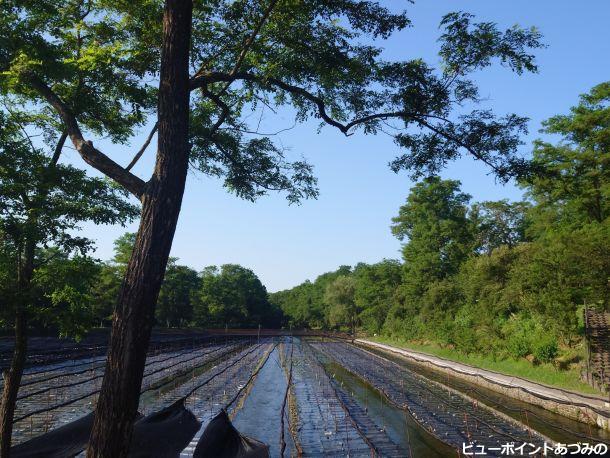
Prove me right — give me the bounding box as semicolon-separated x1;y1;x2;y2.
156;262;200;327
1;1;544;454
271;265;354;329
91;233;138;324
471;200;530;254
324;275;358;334
526;81;610;228
270;280;322;328
353;260;402;333
392;176;474;293
194;264;273;328
28;250;103;337
521;82;610;310
0;112;137;455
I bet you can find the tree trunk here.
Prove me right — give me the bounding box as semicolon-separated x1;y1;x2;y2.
86;1;193;456
0;238;35;458
0;128;67;455
0;311;27;458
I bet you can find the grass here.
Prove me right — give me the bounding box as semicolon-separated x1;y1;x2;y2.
367;335;601;396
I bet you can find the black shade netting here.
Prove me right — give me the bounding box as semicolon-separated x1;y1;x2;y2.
193;409;269;458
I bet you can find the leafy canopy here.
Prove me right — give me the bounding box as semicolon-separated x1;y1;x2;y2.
1;1;544;206
0;107;138;334
194;264;279;327
391;176;474;287
0;113;138;256
324;275;357;329
525;82;610;226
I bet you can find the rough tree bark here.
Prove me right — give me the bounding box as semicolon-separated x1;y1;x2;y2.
0;312;27;458
0;239;34;458
86;0;193;456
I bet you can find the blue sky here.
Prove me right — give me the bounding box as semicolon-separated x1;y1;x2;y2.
69;0;610;292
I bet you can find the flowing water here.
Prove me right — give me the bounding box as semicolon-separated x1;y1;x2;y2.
233;346;295;457
324;361;455;457
362;344;610;445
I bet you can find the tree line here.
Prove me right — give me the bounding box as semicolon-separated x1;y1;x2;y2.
271;82;610;364
103;234;283;329
1;232;281;335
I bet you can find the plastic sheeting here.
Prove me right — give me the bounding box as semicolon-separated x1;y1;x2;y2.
193;409;269;458
10;398;200;458
9;412;96;458
129;398;201;458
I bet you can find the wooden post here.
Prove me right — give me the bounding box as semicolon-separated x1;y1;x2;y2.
585;303;592;385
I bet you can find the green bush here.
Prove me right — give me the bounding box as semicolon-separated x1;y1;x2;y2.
454;329;479;355
533;338;558;363
506;333;531;359
434;318;456;347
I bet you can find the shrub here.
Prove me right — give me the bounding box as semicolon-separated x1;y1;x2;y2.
506;333;531;359
533;338;558;363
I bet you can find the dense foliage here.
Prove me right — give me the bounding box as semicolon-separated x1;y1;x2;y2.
0;0;553;451
0;111;138;337
3;82;607;364
87;233;281;329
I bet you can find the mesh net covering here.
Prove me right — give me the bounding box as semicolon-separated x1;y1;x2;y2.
128;398;201;457
9;411;97;458
10;398;200;458
193;409;269;458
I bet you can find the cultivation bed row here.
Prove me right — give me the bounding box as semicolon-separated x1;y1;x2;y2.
74;340;274;457
314;341;550;456
11;339;247;445
175;342;275;456
16;341;240;400
0;331;215;370
306;340;406;457
289;339;377;457
11;336;560;456
141;341;269;414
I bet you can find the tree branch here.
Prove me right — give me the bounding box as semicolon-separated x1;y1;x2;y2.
414;117;504;174
27;75;146;199
194;0;280;138
2;101;39;154
201;87;232;136
192;71;416;135
125;122;157;171
219;120;297;136
220;0;279;91
193;71;508;173
194;0;279;94
191;71;352;132
50;131;68;166
211;137;285;192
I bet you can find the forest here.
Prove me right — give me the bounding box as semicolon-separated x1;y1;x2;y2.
0;231;283;335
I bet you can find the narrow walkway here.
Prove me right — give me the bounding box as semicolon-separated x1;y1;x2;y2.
357;340;610;418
